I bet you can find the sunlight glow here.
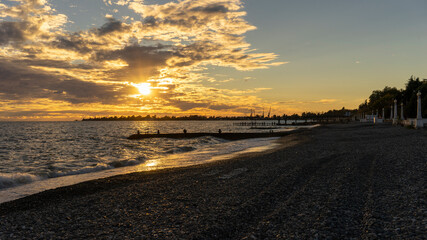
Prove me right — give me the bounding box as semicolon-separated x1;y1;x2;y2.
145;160;158;167
134;83;151;95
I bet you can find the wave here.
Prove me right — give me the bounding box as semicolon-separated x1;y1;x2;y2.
165;146;196;154
0;158;147;190
49;163;113;178
0;135;278;191
0;173;43;189
50;157;147;178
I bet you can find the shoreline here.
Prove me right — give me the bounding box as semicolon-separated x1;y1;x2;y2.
1;123;425;239
0;134;291;204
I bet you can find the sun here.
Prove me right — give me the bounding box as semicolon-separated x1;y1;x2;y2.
134;83;151;95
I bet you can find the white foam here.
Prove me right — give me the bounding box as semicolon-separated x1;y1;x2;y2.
51;163;114;178
0;160;145;191
0;137;281;204
0;173;43;189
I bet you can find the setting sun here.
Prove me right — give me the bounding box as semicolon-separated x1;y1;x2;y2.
135;83;151;95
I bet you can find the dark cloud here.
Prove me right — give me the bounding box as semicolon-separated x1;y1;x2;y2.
163;16;199;28
95;45;169;63
0;21;28;45
208;104;234;111
170;42;223;66
54;35;92;53
143;16;157;26
168;99;208;111
0;60;128;104
14;59;95;70
95;45;172;80
139;2;232;31
97;18;129;36
190;4;229;13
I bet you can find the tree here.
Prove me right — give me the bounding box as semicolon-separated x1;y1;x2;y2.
402;76;422;118
359;86;401;117
358;76;427;118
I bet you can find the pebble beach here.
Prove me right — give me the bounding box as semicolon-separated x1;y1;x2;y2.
0;123;426;239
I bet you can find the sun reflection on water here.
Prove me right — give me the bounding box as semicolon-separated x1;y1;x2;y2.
145;160;158;167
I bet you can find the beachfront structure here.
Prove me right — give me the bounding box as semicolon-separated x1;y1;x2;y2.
359;113;375;123
415;91;425;128
402;91;426;128
374;109;383;123
417;91;422;119
361;91;425;128
374;116;383;123
393;99;398;124
359;110;384;123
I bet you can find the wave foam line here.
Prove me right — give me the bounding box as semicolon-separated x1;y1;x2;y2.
0;173;43;189
0;159;145;190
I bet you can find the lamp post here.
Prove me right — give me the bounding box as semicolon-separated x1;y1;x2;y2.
415;91;423;128
393;99;398;124
417;91;422;120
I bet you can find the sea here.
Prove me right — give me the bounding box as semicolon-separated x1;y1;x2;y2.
0;120;307;203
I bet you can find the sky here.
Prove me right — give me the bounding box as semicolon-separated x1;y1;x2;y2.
0;0;426;120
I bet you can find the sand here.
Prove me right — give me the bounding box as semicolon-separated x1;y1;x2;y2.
0;123;426;239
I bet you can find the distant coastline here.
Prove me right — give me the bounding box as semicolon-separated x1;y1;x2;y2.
81;109;357;121
82;115;262;121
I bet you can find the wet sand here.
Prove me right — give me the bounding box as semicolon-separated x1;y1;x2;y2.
0;123;426;239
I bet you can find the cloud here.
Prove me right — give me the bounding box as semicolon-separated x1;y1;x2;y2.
0;0;68;41
313;99;338;104
94;45;172;82
0;22;28;45
0;0;284;118
191;4;230;14
103;0;135;6
14;58;95;70
167;99;235;111
97;18;129;36
0;60;131;104
53;36;92;53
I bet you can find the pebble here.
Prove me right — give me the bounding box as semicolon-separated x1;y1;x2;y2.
0;124;425;239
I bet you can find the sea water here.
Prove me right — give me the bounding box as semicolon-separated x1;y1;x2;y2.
0;120;298;203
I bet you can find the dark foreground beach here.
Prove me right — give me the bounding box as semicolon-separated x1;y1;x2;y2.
0;124;426;239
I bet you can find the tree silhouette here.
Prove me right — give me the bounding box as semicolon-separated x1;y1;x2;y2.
359;76;426;118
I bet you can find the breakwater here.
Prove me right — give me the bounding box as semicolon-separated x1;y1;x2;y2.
127;131;297;140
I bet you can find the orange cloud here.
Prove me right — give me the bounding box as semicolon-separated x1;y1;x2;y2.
0;0;285;119
313;99;338;104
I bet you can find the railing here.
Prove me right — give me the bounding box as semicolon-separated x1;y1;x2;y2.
233;122;278;126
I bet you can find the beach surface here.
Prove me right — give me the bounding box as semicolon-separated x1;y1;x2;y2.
0;123;426;239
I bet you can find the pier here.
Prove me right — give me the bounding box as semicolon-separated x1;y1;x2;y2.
233;122;278;126
232;118;349;126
